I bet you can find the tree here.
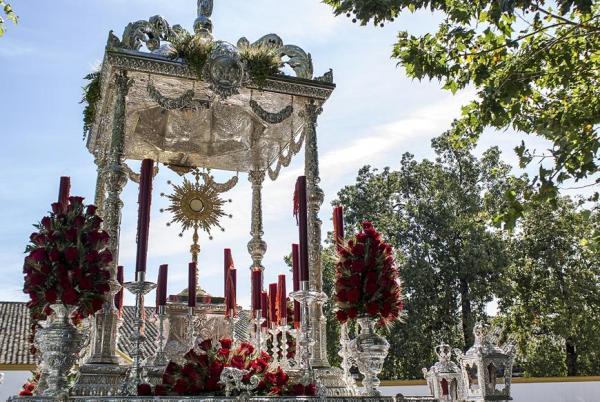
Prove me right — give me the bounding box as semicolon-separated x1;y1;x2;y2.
497;198;600;376
332;139;510;378
323;0;599;227
0;1;17;37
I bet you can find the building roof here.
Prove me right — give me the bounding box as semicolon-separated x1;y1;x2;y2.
0;302;158;367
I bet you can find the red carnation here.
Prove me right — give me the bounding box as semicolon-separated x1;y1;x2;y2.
239;341;255;355
290;383;305;396
275;368;288;386
231;355;245;369
209;360;224;377
217;348;230;358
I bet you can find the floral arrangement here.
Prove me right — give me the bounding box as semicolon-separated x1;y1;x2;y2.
18;371;40;397
23;196;112;326
138;338;315;397
335;221;403;325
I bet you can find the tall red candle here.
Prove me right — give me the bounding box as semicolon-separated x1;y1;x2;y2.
333;206;345;248
251;269;262;312
58;177;70;212
229;268;237;317
269;283;278;324
188;262;197;307
135;159;154;277
278;274;287;323
224;249;233;297
157;264;168;308
115;265;124;318
261;291;269;327
292;244;301;326
296;177;309;282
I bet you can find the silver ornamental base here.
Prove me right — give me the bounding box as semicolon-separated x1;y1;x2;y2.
35;304;84;400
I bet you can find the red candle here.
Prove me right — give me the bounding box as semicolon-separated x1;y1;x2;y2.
58;177;70;212
135;159;154;276
157;264;168;308
333;206;344;249
296;177;309;282
188;262;197;307
229;268;237;317
115;265;124;318
278;274;287;323
224;249;233;298
261;291;269;327
251;269;262;312
292;244;301;326
269;283;278;324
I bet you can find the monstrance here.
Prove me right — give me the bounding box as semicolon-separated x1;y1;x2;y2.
161;168;237;291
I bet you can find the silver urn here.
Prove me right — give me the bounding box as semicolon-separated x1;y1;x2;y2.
35;304;84;399
350;316;390;396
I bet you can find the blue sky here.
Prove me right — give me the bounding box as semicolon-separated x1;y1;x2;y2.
0;0;580;308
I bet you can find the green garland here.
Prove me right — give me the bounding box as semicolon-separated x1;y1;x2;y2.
81;71;101;141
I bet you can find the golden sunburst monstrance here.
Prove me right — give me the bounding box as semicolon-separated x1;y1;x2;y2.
161;168;236;264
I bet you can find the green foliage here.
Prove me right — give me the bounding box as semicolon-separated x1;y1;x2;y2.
333;140;510;378
81;72;102;141
0;1;18;37
496;198;600;376
239;43;282;86
322;240;342;368
324;0;600;227
170;33;215;79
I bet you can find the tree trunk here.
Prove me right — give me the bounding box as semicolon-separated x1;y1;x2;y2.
566;338;578;376
460;279;474;349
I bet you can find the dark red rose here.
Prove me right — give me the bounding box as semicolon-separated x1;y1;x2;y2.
349;274;361;287
206;377;220;392
73;215;85;227
173;379;188;395
91;216;103;230
257;380;266;391
30;233;46;245
64;247;79;262
336;310;348;323
86;205;97;216
30;248;48;262
30;273;47;287
366;280;378;294
336;289;348;303
230;355;245;369
347;288;361;304
198;353;209;367
41;216;52;230
219;338;233;349
86;250;99;263
162;372;175;385
97;282;111;293
305;383;317;396
68;196;85;205
44;289;58;304
48;249;61;262
367;302;380;316
62;288;80;305
209;360;223;377
51;202;62;214
182;363;200;381
65;229;78;243
347;307;358;319
79;275;92;290
154;384;168;396
199;339;212;351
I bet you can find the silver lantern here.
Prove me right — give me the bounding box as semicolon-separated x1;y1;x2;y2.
455;323;516;402
422;343;464;401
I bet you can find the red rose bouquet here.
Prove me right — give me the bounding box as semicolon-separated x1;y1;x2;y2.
335;221;403;326
138;338;316;397
23;196;112;326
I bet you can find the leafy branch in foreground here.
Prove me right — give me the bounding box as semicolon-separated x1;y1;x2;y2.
324;0;599;228
0;1;18;37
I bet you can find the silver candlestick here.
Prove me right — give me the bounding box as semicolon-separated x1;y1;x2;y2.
122;272;156;395
186;307;198;350
252;310;266;354
291;280;318;384
148;305;169;367
278;318;291;370
287;326;301;368
268;324;281;365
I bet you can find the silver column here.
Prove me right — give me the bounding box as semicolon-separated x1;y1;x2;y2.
247;170;267;272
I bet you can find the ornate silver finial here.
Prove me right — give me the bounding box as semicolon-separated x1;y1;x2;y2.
195;0;213;36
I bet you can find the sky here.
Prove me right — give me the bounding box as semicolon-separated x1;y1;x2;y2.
0;0;586;309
